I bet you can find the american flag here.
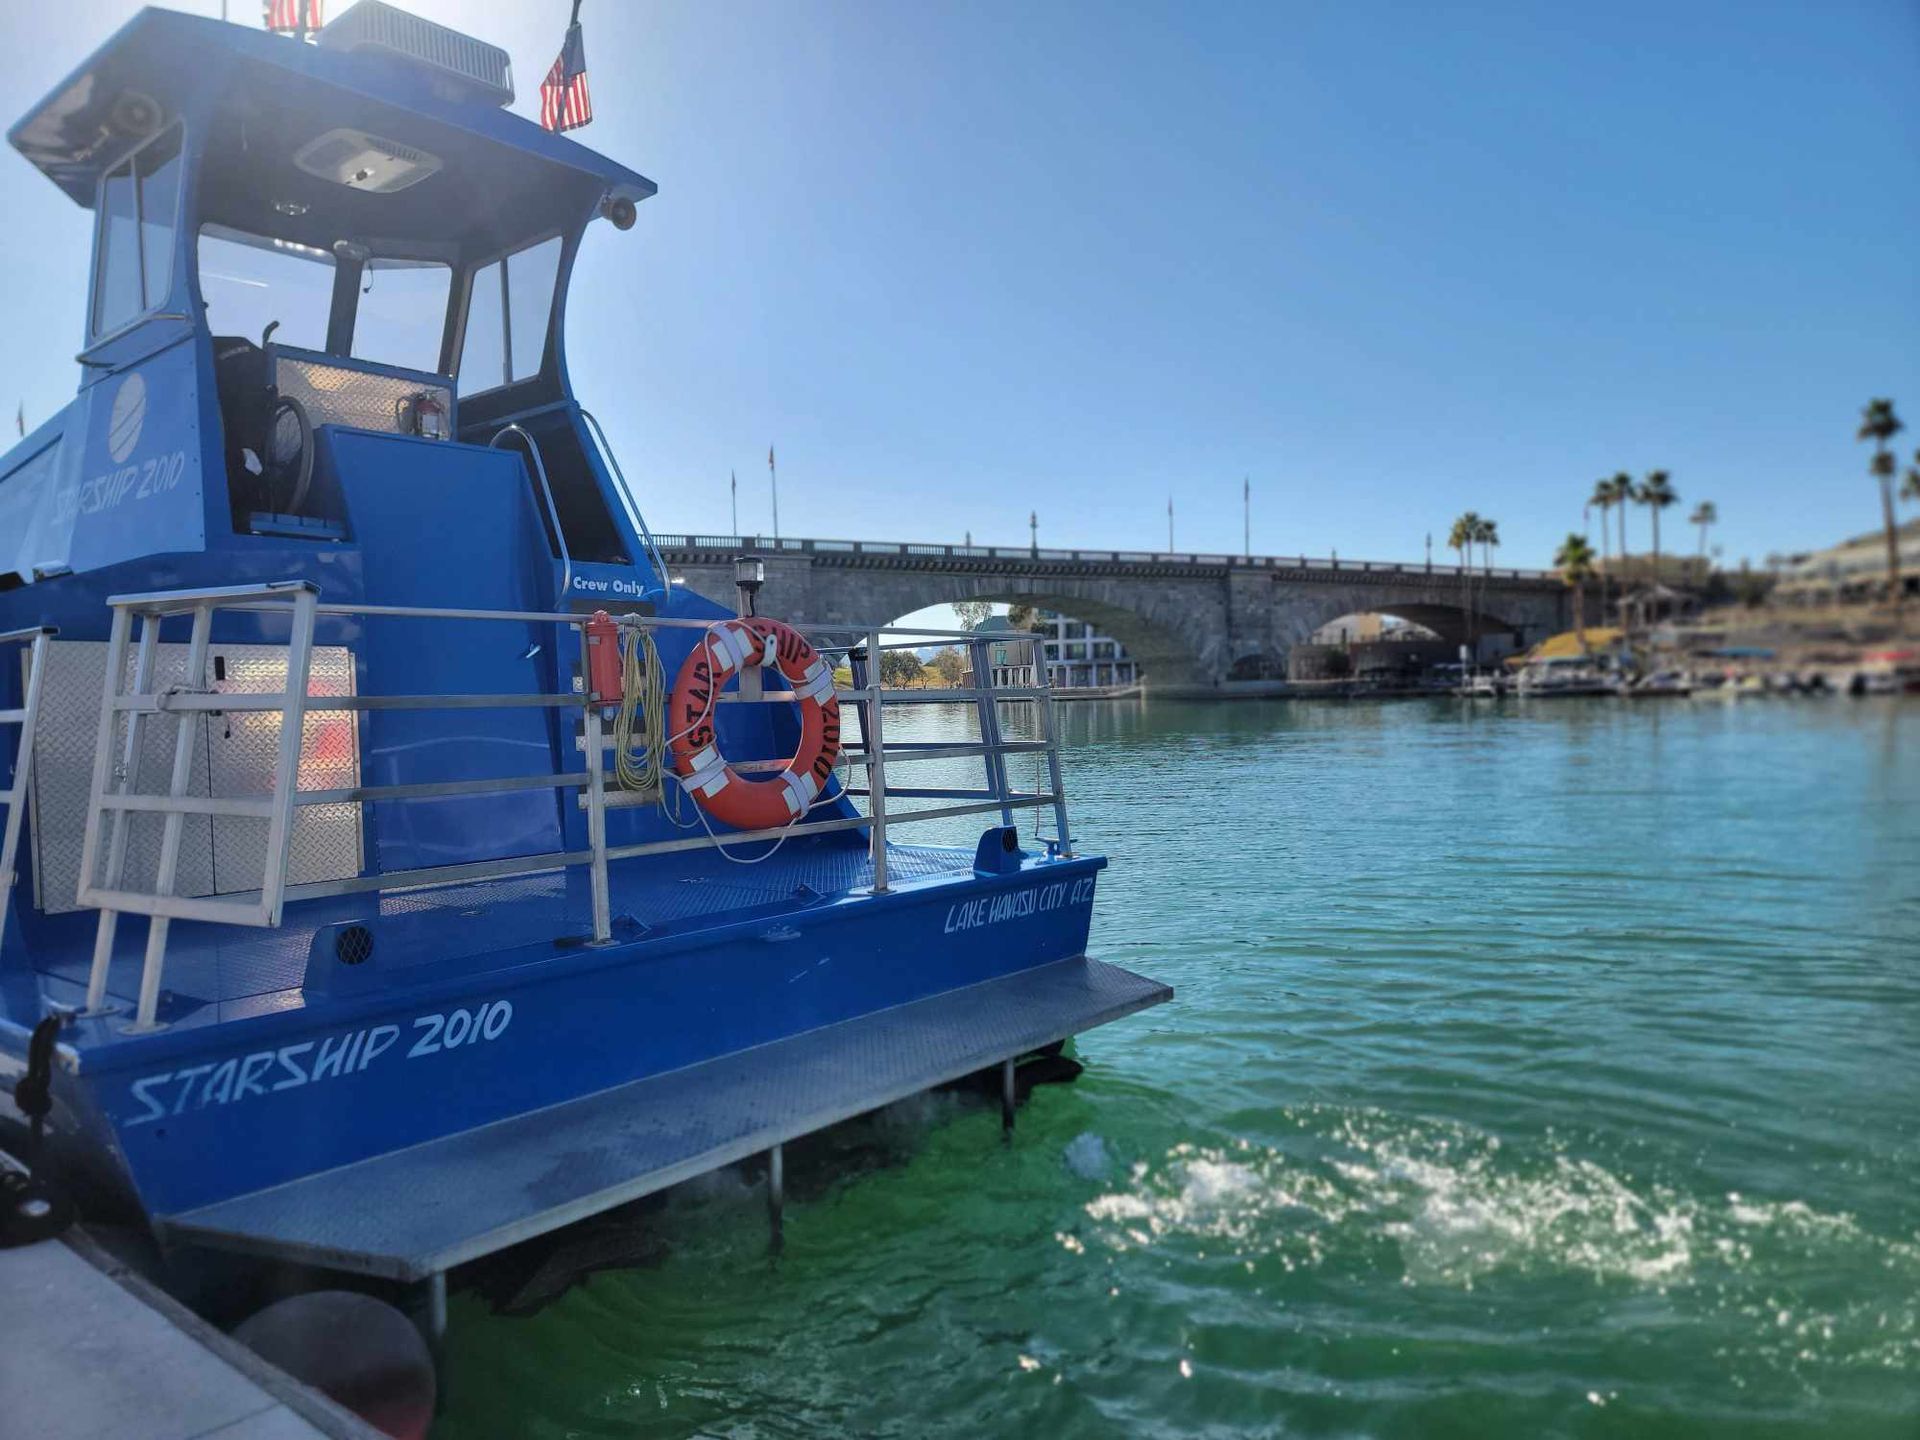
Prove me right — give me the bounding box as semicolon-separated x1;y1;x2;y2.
264;0;323;34
540;18;593;133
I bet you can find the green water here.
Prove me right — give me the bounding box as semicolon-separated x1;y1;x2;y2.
437;698;1920;1439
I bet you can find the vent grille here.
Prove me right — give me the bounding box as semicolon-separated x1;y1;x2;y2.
317;1;515;108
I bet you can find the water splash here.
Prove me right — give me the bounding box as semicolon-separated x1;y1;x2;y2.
1079;1108;1920;1311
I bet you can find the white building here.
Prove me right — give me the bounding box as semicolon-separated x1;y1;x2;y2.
1038;611;1138;690
1775;519;1920;603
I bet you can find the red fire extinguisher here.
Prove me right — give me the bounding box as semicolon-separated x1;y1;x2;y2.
584;610;623;705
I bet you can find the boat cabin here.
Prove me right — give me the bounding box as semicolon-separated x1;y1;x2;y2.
3;2;658;594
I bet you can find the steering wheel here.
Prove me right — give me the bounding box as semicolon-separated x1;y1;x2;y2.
264;396;313;516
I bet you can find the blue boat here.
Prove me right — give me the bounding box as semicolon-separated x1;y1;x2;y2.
0;3;1168;1335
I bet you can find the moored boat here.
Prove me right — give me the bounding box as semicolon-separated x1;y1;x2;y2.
1513;655;1614;697
0;0;1168;1361
1622;668;1694;698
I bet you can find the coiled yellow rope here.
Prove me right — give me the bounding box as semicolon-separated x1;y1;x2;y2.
611;621;666;797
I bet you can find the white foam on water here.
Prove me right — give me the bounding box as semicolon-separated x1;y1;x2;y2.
1077;1108;1920;1321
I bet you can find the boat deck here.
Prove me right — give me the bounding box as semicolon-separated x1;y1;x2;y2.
36;839;976;1026
158;954;1171;1280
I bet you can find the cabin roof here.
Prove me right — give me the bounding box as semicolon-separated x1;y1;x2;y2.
8;7;656;215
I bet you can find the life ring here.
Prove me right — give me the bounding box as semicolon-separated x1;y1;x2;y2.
668;617;841;831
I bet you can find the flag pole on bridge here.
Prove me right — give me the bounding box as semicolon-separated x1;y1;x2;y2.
1243;474;1250;559
1167;494;1174;553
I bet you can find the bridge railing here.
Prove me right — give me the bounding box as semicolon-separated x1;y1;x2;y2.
650;534;1553;581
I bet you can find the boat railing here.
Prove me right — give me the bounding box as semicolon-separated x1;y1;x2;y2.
487;424;573;600
67;582;1071;1030
577;408;672;598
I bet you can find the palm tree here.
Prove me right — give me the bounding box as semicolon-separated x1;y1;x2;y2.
1637;470;1678;584
1689;501;1717;560
1446;515;1472;571
1554;533;1596;651
1858;399;1905;604
1606;472;1634;587
1697;503;1728;579
1478;516;1501;650
1452;511;1482;651
1476;515;1500;588
1588;478;1617;625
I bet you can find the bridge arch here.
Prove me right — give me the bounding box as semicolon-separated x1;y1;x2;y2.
869;577;1214;690
1283;597;1527;649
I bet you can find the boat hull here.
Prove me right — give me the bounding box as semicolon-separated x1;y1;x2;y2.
32;853;1106;1220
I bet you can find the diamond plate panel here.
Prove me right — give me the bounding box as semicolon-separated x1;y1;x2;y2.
206;645;361;898
29;641;214;913
26;641;359;915
275;357;451;436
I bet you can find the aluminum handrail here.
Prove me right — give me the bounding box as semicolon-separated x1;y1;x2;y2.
490;424;573;601
101;591;986;643
577;407;671;598
64;587;1074;1025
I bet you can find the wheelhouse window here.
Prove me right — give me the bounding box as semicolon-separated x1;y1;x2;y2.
199;229;453;374
352;259;452;374
458;235;563;395
197;226;335;351
92;127;183;337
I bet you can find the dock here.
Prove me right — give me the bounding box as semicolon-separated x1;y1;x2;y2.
0;1221;381;1440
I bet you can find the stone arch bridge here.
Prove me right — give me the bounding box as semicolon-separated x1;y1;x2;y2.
651;534;1569;697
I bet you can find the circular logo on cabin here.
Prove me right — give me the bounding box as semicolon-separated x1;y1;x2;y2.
107;373;147;464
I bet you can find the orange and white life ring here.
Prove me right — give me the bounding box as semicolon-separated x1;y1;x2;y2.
668;617;841;831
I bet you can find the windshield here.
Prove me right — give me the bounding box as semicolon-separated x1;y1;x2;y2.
198;227;452;373
353;259;451;374
198;226;335;350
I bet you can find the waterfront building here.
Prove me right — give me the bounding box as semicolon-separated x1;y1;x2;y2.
1774;519;1920;604
1038;611;1139;690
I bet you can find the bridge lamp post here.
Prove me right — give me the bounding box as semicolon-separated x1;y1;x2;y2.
1030;510;1038;557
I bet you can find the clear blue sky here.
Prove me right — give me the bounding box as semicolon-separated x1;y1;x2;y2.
3;0;1916;575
